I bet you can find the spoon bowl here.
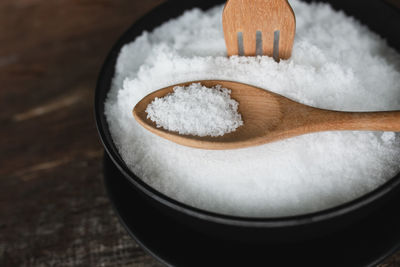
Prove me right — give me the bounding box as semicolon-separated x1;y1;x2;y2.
133;80;400;150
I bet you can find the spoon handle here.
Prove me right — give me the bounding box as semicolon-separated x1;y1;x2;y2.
311;109;400;132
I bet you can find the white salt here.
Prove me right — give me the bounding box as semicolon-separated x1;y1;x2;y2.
105;1;400;217
145;83;243;137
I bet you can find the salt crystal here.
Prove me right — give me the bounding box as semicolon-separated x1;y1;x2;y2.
381;132;396;144
145;83;243;137
105;0;400;217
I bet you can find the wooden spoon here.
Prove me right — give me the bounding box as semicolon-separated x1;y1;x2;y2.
133;81;400;150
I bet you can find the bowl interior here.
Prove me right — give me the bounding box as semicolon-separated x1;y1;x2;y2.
95;0;400;226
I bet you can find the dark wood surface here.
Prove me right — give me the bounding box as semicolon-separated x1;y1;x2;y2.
0;0;399;266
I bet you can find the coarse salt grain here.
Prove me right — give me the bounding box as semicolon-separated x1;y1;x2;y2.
145;83;243;137
105;0;400;217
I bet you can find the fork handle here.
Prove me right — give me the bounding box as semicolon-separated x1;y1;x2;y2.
223;0;296;59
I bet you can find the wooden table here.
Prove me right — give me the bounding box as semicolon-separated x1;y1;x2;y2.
0;0;399;266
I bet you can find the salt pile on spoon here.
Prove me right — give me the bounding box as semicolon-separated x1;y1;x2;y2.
145;83;243;137
105;0;400;217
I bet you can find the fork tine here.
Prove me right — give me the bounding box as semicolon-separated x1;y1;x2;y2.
237;32;244;56
243;31;256;56
256;31;263;56
273;30;280;62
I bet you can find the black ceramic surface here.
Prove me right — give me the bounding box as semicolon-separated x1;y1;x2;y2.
95;0;400;242
104;154;400;267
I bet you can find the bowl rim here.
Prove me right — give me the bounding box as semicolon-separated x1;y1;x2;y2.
94;0;400;228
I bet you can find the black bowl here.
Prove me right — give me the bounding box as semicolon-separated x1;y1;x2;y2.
95;0;400;243
103;153;400;266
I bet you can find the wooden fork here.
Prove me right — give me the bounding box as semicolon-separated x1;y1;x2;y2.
223;0;296;61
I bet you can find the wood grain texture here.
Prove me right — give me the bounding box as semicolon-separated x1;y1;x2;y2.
223;0;296;59
0;0;399;266
134;80;400;150
0;0;163;266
